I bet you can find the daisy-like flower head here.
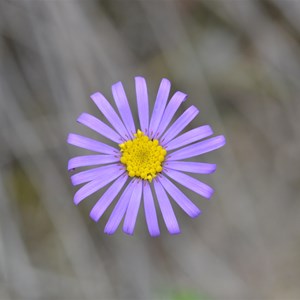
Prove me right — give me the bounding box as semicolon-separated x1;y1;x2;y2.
67;77;226;236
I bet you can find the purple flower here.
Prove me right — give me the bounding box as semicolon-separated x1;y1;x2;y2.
67;77;225;236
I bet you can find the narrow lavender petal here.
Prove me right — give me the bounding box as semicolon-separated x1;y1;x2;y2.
123;180;143;235
158;175;201;218
154;180;180;235
155;91;187;139
112;81;136;138
135;76;149;133
165;125;213;151
67;133;118;154
164;169;214;199
167;135;226;161
68;155;120;170
160;106;199;146
104;179;136;235
164;161;216;174
71;164;123;186
77;113;121;143
143;181;160;237
89;174;128;221
90;92;129;140
73;168;125;205
149;78;171;138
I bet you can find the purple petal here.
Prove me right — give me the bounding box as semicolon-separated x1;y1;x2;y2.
155;91;187;139
164;169;214;199
135;76;149;133
68;155;120;171
77;113;121;143
164;161;216;174
104;179;136;235
73;168;125;205
123;180;143;235
90;92;129;140
112;81;136;138
71;164;123;186
143;181;160;237
149;78;171;138
160;106;199;146
89;174;128;221
153;179;180;235
158;175;201;218
165;125;213;151
67;133;118;154
167;135;226;161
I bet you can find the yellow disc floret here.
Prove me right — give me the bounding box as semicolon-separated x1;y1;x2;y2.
119;130;167;182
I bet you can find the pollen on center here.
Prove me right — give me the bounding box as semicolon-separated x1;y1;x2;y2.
119;130;167;182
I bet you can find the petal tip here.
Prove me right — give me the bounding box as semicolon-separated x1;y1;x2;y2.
206;188;215;199
76;112;87;123
209;164;217;174
67;159;74;171
104;230;114;236
67;133;74;144
89;210;99;222
135;75;145;81
123;228;134;236
70;175;78;186
111;81;122;90
191;105;200;114
73;193;82;205
170;229;181;235
104;226;117;235
149;230;160;237
90;91;100;99
191;209;202;218
175;91;188;101
205;125;214;135
161;77;171;86
220;135;226;146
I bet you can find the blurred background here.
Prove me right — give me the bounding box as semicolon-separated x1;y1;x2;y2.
1;0;300;299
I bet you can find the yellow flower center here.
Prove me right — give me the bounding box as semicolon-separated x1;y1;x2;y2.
119;130;167;182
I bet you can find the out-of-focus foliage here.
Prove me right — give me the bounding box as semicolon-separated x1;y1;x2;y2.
169;290;209;300
0;0;300;299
